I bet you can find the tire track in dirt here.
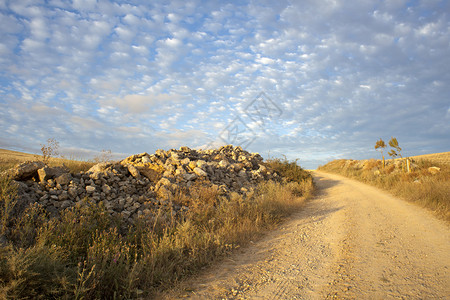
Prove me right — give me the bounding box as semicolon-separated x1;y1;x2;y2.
165;171;450;299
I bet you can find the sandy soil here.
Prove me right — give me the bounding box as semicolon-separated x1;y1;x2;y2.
165;171;450;299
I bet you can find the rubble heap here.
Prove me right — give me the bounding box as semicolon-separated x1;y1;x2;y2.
6;145;280;224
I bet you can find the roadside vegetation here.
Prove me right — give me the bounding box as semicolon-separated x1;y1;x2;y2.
318;138;450;222
0;148;314;299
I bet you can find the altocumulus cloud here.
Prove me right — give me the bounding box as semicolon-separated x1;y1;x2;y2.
0;0;449;168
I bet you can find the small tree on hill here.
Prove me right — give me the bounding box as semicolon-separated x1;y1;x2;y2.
374;138;386;168
388;137;406;171
387;137;402;159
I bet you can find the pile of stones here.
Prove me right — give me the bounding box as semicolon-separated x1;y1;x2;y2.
5;145;280;224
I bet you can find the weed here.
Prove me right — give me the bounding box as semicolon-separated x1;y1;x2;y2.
0;241;72;299
40;138;60;165
92;150;113;164
55;159;94;174
0;175;17;235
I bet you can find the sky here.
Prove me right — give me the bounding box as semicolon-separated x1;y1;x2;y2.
1;0;449;169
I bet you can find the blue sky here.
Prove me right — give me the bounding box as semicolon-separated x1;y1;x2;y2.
1;0;449;169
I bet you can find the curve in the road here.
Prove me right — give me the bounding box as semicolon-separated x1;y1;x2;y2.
165;171;450;299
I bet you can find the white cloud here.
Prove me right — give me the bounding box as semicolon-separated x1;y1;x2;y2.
72;0;97;11
115;26;134;42
113;94;157;114
70;116;103;130
167;13;181;23
131;45;148;55
109;93;184;115
163;37;182;48
123;13;140;26
0;43;9;56
9;2;44;18
256;57;275;64
0;0;449;168
21;38;45;52
155;129;209;148
29;17;49;40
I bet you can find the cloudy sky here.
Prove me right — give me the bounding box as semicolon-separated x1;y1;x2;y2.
1;0;449;168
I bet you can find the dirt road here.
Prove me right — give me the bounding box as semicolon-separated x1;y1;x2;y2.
168;171;450;299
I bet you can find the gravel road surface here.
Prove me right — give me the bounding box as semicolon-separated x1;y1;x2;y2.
166;171;450;299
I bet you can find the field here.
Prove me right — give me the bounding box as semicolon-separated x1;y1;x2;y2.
410;151;450;166
0;148;95;174
0;149;38;171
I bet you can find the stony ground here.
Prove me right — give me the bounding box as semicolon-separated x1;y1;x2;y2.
3;145;280;226
164;171;450;299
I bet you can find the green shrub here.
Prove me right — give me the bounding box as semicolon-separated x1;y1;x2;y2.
265;157;312;184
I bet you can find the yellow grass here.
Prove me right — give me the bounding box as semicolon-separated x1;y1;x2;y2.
410;151;450;166
0;148;94;173
0;149;38;171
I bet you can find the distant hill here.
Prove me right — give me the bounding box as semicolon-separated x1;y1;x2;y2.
0;148;38;161
0;149;40;172
0;148;94;173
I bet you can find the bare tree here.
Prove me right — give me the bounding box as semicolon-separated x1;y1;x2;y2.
40;138;59;164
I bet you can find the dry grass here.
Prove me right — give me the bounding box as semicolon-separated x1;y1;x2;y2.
318;157;450;222
0;149;37;173
410;151;450;166
0;150;314;299
0;148;94;174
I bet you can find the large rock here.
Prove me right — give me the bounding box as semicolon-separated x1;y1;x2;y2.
193;167;207;177
183;173;197;181
138;167;161;182
428;166;441;174
87;162;114;180
87;162;112;174
9;161;45;181
219;160;229;168
141;156;151;163
156;177;172;188
126;164;140;178
55;173;72;186
38;166;67;182
196;160;207;169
